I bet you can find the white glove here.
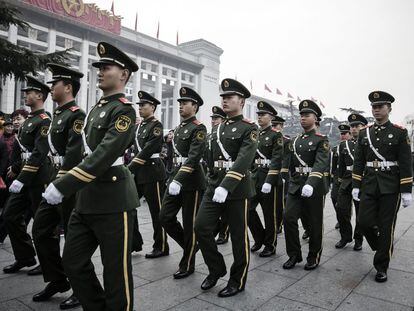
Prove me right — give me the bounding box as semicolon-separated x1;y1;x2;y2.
42;183;64;205
9;180;24;193
212;186;228;203
261;183;272;194
168;181;181;196
401;193;412;208
352;188;360;202
301;184;313;197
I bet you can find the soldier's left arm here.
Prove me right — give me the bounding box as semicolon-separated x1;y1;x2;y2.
398;129;413;193
220;124;258;193
17;118;51;185
306;136;330;188
173;124;207;185
53;105;136;197
265;131;283;185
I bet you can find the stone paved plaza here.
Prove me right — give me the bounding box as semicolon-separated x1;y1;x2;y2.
0;194;413;311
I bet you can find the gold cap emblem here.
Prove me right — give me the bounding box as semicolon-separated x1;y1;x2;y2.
352;114;356;120
138;91;142;98
374;92;380;99
223;80;229;88
213;107;217;112
181;87;186;95
303;101;308;107
259;101;264;108
98;43;105;55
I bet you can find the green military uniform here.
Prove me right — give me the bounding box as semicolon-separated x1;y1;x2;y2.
248;101;283;257
330;145;340;223
283;100;329;270
195;79;258;296
159;87;207;277
336;117;367;249
352;91;412;279
3;76;52;271
129;91;168;257
51;42;139;311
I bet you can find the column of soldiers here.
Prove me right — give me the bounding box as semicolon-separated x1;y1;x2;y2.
1;40;412;310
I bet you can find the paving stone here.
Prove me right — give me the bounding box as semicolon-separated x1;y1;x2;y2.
0;299;32;311
168;298;228;310
260;296;327;311
336;292;412;311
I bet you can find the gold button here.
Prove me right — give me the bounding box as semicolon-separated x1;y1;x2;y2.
112;176;117;181
375;169;378;172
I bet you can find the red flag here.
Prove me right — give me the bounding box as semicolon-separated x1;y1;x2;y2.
250;80;253;90
156;21;160;39
297;96;301;101
176;30;179;45
276;88;282;95
287;92;294;99
111;0;114;14
320;101;326;108
134;12;138;31
264;84;272;93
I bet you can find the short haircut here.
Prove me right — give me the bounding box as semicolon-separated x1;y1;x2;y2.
11;109;29;119
62;80;81;97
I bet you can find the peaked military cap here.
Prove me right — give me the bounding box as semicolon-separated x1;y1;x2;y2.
299;100;322;117
21;75;50;94
137;91;160;106
220;78;251;98
338;123;351;133
211;106;226;119
368;91;395;106
177;87;203;106
256;101;277;116
46;63;84;84
92;42;139;72
348;113;368;126
272;115;286;124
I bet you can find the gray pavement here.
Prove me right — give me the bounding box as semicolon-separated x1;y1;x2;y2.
0;194;413;311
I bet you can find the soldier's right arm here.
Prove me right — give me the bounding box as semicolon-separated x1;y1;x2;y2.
352;131;366;188
281;139;291;180
337;142;345;180
10;139;22;175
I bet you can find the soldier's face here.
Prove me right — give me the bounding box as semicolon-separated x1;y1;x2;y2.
138;103;154;119
50;80;68;103
300;112;316;129
23;90;41;107
340;132;351;141
179;100;197;118
211;117;223;127
97;64;129;91
350;124;363;137
372;104;391;121
221;95;243;115
257;113;272;127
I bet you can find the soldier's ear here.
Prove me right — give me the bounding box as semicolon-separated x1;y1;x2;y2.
121;68;131;84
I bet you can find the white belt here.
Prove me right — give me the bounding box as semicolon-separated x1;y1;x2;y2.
21;152;32;160
111;157;124;167
52;155;64;165
255;159;271;166
346;165;353;171
173;156;187;165
214;160;233;169
150;153;160;159
295;166;312;173
366;160;398;169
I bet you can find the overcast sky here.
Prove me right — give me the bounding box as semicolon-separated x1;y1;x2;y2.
91;0;414;124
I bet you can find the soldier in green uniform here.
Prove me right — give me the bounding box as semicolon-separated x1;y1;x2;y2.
282;100;329;271
273;116;290;234
129;91;169;258
352;91;412;282
31;64;84;309
195;78;258;298
335;115;367;251
159;87;207;279
248;101;283;257
42;42;139;310
3;75;52;274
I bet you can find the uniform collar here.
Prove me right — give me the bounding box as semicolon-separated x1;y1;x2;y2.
225;114;243;124
142;115;155;125
374;120;391;130
260;125;272;134
98;93;125;105
28;108;45;118
180;115;196;126
54;100;76;115
301;128;315;138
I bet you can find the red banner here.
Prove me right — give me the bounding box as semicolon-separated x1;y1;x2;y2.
24;0;121;34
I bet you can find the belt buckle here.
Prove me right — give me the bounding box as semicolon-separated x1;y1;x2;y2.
299;167;304;173
372;160;379;168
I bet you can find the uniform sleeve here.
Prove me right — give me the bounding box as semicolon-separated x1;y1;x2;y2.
281;140;291;180
17;118;51;185
331;147;339;178
398;129;413;193
173;124;207;186
220;124;258;193
352;132;365;189
54;105;136;197
58;111;85;177
0;140;8;177
129;121;163;169
265;131;283;185
337;143;345;180
306;136;330;188
10;139;22;175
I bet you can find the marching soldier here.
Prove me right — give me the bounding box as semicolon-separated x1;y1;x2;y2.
335;115;367;251
3;76;52;274
273;116;290;234
31;64;84;309
248;101;283;257
43;42;139;310
282;100;329;271
195;79;258;297
352;91;412;282
129;91;169;258
159;87;207;279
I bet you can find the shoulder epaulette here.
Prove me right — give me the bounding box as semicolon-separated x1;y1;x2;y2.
192;119;202;125
69;106;80;112
393;123;405;130
242;118;254;124
119;97;132;104
39;113;49;120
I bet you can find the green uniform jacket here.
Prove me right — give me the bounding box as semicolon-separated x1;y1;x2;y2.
337;138;357;191
16;109;52;186
352;121;413;194
49;101;85;180
129;116;167;184
54;93;139;214
280;135;291;185
252;125;283;188
170;116;207;191
207;114;258;200
286;129;330;197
